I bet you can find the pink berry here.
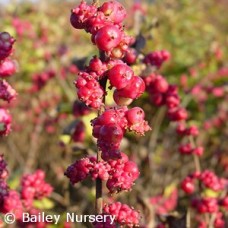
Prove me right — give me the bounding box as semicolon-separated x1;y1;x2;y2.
126;107;145;125
70;1;97;29
153;76;169;93
123;48;137;65
99;124;123;144
0;108;12;136
99;1;127;24
0;32;15;61
113;89;133;106
0;80;17;102
94;25;122;51
181;177;195;194
107;64;133;89
117;76;145;99
0;59;17;77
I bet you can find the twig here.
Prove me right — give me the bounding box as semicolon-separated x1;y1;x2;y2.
95;51;108;215
7;138;25;166
189;136;201;173
25;113;45;173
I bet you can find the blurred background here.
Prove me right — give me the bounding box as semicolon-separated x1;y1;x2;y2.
0;0;227;227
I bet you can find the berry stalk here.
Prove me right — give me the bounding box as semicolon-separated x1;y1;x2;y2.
96;61;108;214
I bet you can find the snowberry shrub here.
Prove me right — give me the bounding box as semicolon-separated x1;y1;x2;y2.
0;31;17;136
65;1;151;227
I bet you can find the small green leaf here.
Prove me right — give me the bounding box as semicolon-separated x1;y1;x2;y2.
33;198;54;210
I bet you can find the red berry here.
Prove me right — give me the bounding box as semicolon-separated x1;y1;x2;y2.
153;75;169;93
70;1;97;29
113;89;133;106
181;177;195;194
0;59;17;77
99;124;123;143
0;32;15;61
117;76;145;99
126;107;145;125
108;64;133;89
99;1;127;24
123;48;137;65
94;25;122;51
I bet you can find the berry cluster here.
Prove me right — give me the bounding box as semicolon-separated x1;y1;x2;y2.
29;69;56;93
65;153;139;193
0;31;17;136
70;0;133;58
0;156;53;225
68;1;152;226
75;58;146;109
198;212;225;228
143;57;205;160
21;170;53;208
181;170;227;194
144;73;187;121
0;190;23;219
103;202;140;227
91;107;150;160
71;0;147;109
75;71;105;109
140;43;228;227
143;50;170;69
149;189;178;215
181;170;227;227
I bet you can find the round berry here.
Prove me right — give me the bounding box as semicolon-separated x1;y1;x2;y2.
126;107;145;125
94;25;122;51
108;64;133;89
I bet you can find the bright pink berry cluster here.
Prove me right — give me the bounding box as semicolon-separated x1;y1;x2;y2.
181;170;227;194
91;107;150;160
144;73;187;121
68;1;152;226
149;189;178;215
143;50;170;69
21;170;53;208
0;31;17;136
143;57;205;159
71;0;146;109
198;212;225;228
75;71;105;109
141;44;228;227
75;58;146;109
65;153;139;193
29;69;56;93
103;202;140;227
70;0;132;58
0;156;53;224
0;190;23;219
181;170;227;227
